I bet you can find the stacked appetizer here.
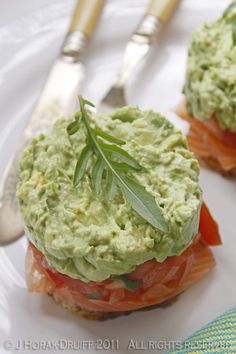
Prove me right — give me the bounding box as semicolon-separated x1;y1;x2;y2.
177;1;236;175
17;98;221;320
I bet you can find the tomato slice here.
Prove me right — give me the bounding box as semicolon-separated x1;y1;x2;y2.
199;203;222;246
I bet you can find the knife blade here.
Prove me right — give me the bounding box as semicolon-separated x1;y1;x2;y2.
0;0;104;245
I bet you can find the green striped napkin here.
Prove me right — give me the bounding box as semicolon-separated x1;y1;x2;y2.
168;307;236;353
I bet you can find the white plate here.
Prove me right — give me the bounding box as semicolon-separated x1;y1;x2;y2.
0;1;235;353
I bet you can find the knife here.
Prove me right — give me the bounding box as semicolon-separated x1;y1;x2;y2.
99;0;180;111
0;0;104;245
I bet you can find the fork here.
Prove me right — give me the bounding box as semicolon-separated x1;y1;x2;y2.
98;0;180;111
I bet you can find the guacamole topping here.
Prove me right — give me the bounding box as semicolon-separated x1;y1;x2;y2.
17;107;202;282
185;1;236;132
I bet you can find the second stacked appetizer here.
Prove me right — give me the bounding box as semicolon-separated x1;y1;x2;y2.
177;1;236;175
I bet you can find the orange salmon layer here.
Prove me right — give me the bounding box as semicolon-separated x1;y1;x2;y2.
176;99;236;172
26;241;215;313
25;205;221;314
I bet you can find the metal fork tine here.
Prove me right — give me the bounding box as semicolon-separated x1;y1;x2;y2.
98;86;127;112
97;14;161;113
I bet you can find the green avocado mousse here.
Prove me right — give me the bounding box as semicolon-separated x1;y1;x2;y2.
177;0;236;174
17;97;221;319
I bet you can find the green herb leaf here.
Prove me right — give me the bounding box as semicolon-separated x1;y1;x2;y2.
92;157;105;195
80;97;95;108
99;141;142;171
106;171;117;200
85;291;102;299
67;111;81;135
73;143;92;186
93;128;125;145
67;120;80;135
110;160;137;172
111;275;142;292
118;176;168;233
68;96;169;233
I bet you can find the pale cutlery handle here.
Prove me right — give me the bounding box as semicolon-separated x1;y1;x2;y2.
146;0;180;23
62;0;104;60
68;0;104;38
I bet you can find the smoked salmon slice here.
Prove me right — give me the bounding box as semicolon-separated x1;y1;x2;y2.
176;100;236;171
26;241;215;313
25;246;56;294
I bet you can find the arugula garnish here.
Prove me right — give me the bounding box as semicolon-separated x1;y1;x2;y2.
67;96;168;233
85;291;102;299
111;275;142;292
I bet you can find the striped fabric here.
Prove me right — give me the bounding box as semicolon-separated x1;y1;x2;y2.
168;307;236;353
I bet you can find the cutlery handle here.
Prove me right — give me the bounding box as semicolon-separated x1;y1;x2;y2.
62;0;104;60
146;0;180;23
68;0;104;38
